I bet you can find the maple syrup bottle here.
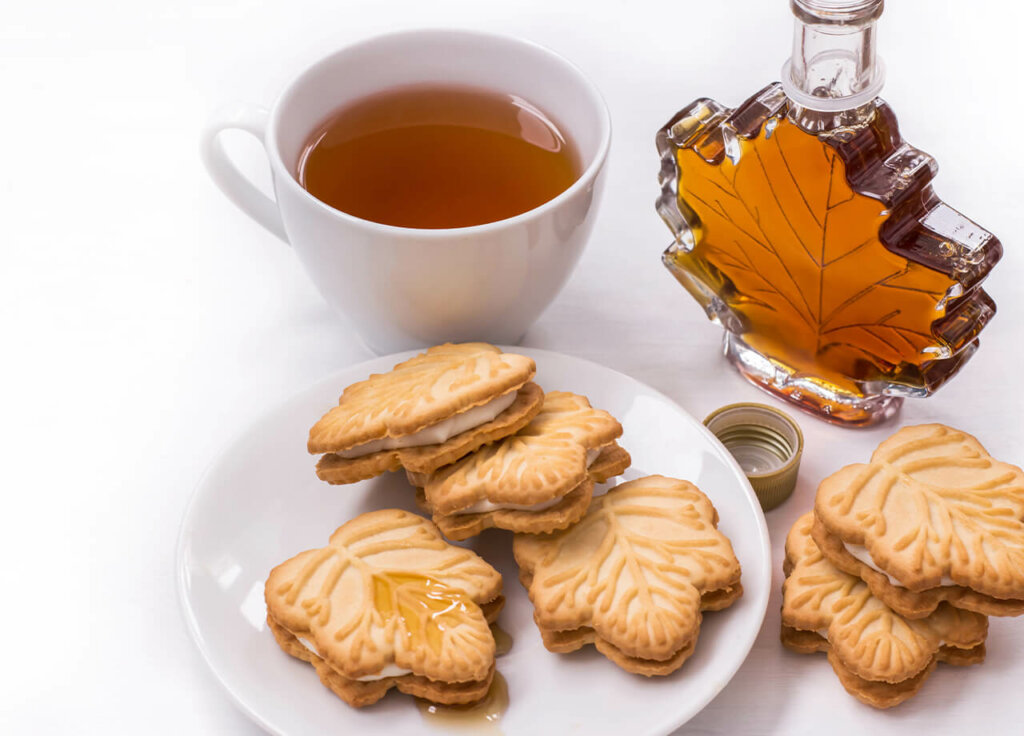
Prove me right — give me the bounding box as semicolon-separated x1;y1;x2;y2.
656;0;1002;427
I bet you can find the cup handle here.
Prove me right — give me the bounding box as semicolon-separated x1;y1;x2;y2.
200;104;289;243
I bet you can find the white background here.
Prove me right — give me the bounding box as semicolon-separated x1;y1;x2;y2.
2;0;1022;733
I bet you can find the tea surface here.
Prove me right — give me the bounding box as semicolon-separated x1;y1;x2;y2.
298;85;579;229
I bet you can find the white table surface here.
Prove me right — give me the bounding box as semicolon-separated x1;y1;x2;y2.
3;0;1022;732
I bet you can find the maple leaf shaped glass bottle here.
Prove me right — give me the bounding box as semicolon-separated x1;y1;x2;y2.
656;0;1002;427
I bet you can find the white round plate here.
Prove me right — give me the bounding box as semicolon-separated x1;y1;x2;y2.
177;347;771;735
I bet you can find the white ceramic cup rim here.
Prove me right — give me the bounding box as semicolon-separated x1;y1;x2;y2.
263;28;612;238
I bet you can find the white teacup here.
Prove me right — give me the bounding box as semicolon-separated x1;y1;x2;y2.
201;29;610;354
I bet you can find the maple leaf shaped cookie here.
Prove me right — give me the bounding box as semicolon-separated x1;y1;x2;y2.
418;391;628;540
783;512;987;708
265;509;503;707
810;513;1024;619
815;424;1024;600
513;475;741;675
309;343;542;484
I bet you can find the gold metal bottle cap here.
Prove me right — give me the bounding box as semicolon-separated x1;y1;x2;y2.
704;403;804;511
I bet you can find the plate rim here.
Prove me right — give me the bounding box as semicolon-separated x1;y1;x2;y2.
176;346;772;736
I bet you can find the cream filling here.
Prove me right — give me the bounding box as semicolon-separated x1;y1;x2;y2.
454;495;566;515
454;447;603;515
297;637;412;681
843;542;956;588
336;391;518;459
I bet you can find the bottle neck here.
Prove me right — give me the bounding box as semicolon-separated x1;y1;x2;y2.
782;0;885;116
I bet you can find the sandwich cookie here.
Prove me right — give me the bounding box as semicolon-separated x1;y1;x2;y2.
813;424;1024;618
265;509;504;707
413;391;629;541
514;475;742;675
309;343;543;485
783;512;987;708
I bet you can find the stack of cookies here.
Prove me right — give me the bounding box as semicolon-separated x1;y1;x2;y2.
782;424;1024;708
410;390;631;540
265;342;744;710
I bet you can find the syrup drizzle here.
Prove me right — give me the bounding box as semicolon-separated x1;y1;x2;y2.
368;572;481;653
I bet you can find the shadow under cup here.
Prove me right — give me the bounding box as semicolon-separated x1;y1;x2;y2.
266;30;611;354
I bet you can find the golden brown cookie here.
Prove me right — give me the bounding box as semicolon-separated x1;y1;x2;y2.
586;443;632;483
316;383;543;485
781;626;984;709
513;475;742;675
267;616;496;707
409;442;630;541
406;441;629;489
811;514;1024;619
417;478;596;541
308;343;543;485
782;512;987;707
814;424;1024;601
416;391;626;539
265;509;504;707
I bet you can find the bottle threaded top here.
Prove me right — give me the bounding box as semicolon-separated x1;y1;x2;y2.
791;0;883;24
783;0;885;112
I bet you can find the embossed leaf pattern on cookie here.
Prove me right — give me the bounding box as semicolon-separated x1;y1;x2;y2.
816;425;1024;596
426;391;622;512
784;513;987;683
674;116;957;376
519;392;619;440
266;510;501;682
309;343;534;451
515;476;740;660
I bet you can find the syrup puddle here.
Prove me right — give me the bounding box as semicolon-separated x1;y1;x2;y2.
416;672;508;734
491;623;513;657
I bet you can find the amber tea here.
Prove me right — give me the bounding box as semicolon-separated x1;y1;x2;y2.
297;84;579;229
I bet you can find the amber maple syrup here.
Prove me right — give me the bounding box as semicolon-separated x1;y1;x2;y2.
416;672;508;734
657;0;1001;426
